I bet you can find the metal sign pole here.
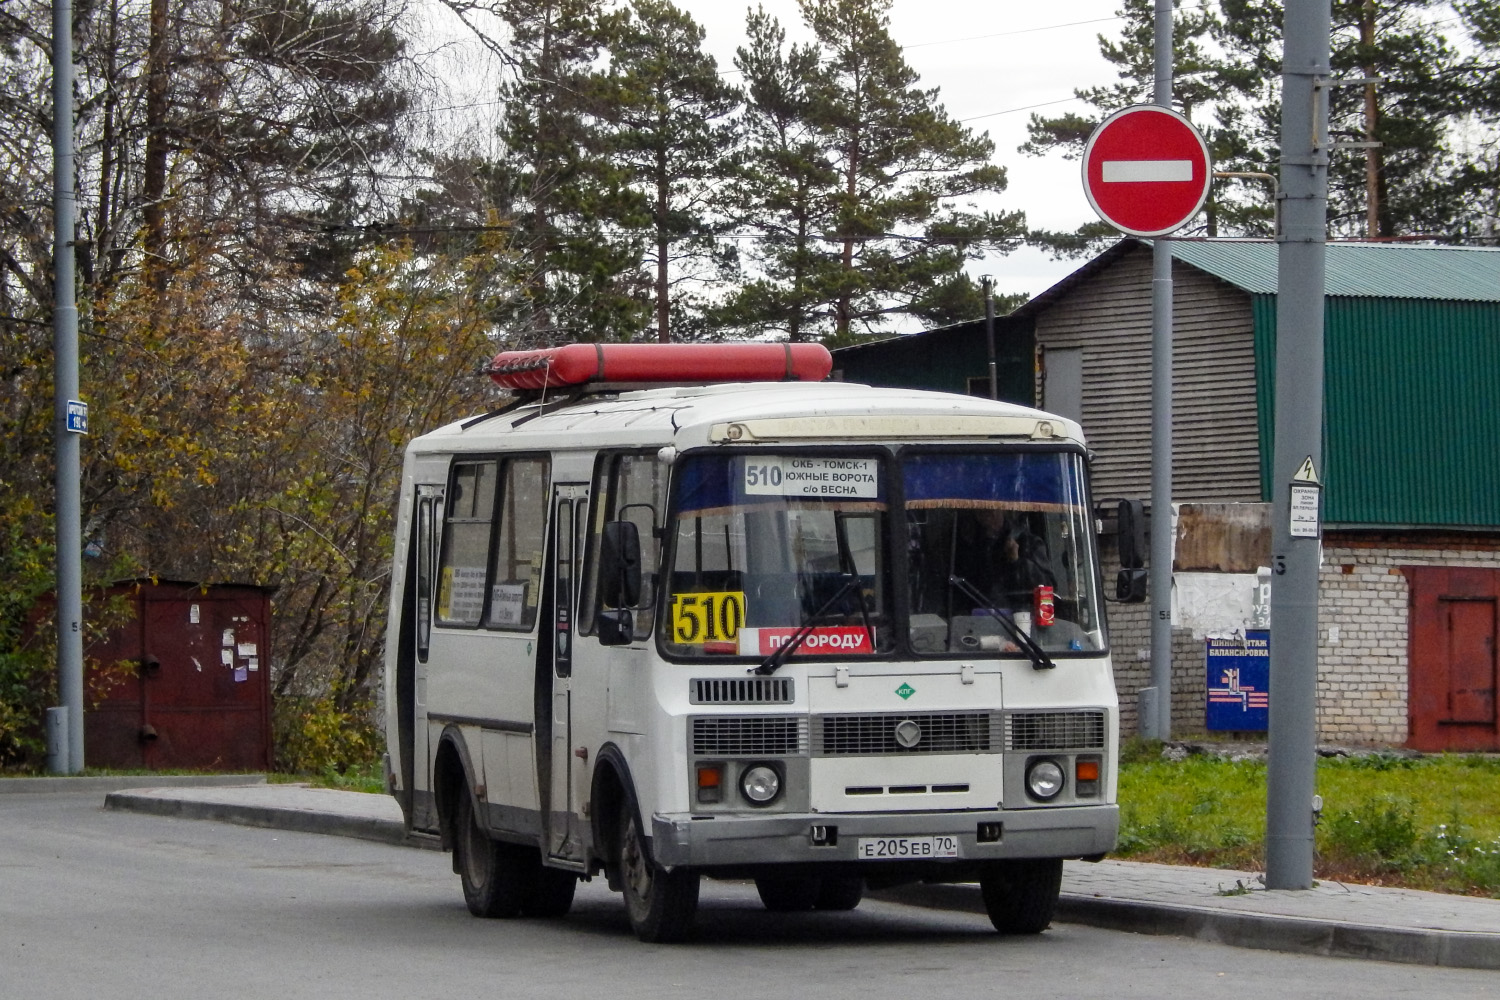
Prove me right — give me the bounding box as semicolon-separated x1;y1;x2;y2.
1266;0;1330;889
1145;0;1175;740
52;0;85;774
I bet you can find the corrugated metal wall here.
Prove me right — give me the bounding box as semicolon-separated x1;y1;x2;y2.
832;320;1035;403
1033;244;1262;502
1254;297;1500;526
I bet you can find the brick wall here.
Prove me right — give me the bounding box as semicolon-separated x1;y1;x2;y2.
1103;533;1500;746
1316;535;1500;745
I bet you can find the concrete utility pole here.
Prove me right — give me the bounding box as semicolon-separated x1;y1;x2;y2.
1143;0;1175;741
52;0;85;774
1266;0;1331;890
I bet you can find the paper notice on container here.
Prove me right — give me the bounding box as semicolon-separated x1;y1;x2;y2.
743;457;878;499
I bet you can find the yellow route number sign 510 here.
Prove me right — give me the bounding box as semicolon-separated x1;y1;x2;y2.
671;591;745;646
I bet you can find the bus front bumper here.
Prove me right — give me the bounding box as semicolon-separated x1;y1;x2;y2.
649;803;1118;871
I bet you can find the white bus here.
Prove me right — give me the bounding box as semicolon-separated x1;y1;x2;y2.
382;342;1121;942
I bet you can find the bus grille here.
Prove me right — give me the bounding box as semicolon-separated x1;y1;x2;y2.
690;677;794;705
811;712;999;756
1004;711;1107;750
691;716;807;756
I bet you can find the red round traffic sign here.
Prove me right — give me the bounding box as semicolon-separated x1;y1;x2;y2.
1082;105;1212;238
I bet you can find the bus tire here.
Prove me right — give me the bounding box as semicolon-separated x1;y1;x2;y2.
618;800;699;942
755;877;821;912
814;876;865;911
523;863;578;919
455;793;526;918
979;858;1063;934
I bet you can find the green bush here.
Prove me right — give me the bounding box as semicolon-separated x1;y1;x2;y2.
0;650;52;770
272;692;381;777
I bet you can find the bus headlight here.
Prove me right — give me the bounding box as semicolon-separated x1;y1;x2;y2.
1025;758;1065;801
740;764;782;805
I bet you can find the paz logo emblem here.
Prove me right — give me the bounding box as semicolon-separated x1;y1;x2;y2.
894;719;922;749
895;682;915;700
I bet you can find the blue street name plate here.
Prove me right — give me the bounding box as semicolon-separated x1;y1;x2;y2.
1205;630;1269;731
66;400;88;434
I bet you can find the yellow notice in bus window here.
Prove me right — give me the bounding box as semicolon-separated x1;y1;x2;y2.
671;591;745;645
438;566;454;620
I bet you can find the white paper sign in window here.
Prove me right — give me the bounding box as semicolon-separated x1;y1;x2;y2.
489;583;528;627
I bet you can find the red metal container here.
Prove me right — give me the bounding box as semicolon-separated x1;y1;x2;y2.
84;580;274;771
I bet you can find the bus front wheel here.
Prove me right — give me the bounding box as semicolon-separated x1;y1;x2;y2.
979;858;1063;934
618;801;699;942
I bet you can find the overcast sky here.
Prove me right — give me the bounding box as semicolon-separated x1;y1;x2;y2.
420;0;1129;308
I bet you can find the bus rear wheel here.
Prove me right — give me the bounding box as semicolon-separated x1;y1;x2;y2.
815;876;865;911
455;793;528;918
618;801;699;942
979;858;1063;934
755;877;821;912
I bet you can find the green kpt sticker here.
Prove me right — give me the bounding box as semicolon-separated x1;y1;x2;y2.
895;682;915;700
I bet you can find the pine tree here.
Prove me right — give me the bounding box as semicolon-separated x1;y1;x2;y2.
723;0;1021;343
717;5;837;341
1216;0;1465;239
605;0;742;342
467;0;649;343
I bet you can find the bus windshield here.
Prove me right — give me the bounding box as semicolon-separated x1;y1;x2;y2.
903;450;1104;655
659;448;1104;660
661;453;892;659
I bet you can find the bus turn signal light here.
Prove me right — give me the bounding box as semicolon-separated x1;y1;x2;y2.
1075;757;1101;797
696;765;723;804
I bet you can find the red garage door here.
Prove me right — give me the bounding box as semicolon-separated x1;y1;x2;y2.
1405;567;1499;751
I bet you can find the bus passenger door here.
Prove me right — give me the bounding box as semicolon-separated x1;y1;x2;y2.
409;485;443;832
545;483;588;863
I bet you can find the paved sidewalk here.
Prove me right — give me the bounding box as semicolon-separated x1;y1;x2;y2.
100;781;1500;970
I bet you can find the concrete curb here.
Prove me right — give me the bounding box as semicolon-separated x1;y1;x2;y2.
0;774;267;795
872;883;1500;971
102;789;441;851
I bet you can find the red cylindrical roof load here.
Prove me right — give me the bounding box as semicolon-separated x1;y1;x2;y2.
486;342;833;391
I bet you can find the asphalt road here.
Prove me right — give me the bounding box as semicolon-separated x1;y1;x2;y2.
3;793;1496;1000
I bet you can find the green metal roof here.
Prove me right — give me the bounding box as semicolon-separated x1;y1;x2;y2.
1168;240;1500;302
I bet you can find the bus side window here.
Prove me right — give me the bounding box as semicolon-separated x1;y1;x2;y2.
485;456;551;630
581;452;668;641
436;461;498;626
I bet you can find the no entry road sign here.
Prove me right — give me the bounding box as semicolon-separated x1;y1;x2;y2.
1082;105;1212;237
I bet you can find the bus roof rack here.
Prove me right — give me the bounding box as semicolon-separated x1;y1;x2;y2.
485;342;832;394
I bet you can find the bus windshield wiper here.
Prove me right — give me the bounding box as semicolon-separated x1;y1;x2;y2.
752;575;861;676
947;574;1055;671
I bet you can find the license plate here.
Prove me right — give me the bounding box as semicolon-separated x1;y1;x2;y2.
855;835;960;860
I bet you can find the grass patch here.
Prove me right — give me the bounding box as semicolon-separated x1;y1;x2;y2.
1116;752;1500;897
268;760;385;795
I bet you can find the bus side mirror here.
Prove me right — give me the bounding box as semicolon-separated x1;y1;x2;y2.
1116;500;1145;569
596;609;635;646
1113;500;1148;603
599;520;642;609
1116;569;1148;603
